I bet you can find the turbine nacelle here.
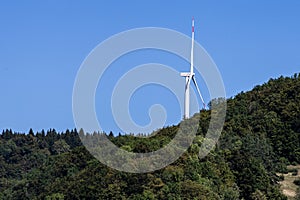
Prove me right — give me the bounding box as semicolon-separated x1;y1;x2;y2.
180;72;194;77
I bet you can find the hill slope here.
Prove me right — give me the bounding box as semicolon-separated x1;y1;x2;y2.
0;73;299;199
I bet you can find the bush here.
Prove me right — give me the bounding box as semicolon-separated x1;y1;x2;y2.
288;168;298;175
278;174;284;181
292;170;298;176
293;179;300;186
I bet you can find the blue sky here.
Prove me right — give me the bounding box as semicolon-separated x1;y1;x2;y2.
0;1;299;133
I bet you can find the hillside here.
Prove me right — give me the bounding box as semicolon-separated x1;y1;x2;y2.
0;73;299;199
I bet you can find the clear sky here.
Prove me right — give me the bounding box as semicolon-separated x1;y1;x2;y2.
0;1;299;133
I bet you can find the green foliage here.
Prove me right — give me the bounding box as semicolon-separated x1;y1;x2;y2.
45;193;65;200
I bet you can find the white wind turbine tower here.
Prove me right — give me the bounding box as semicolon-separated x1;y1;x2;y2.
180;17;205;119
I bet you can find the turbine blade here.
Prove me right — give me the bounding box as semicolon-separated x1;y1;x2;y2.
192;76;205;109
190;18;195;75
185;76;192;90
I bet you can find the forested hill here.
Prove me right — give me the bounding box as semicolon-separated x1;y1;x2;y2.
0;73;299;200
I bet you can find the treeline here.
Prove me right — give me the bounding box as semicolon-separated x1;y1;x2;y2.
0;73;299;199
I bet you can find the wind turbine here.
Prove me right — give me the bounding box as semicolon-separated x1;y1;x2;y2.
180;17;205;119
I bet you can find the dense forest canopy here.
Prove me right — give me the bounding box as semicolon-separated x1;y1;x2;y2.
0;73;299;199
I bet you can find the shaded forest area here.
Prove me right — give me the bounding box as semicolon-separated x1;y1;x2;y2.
0;73;300;199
